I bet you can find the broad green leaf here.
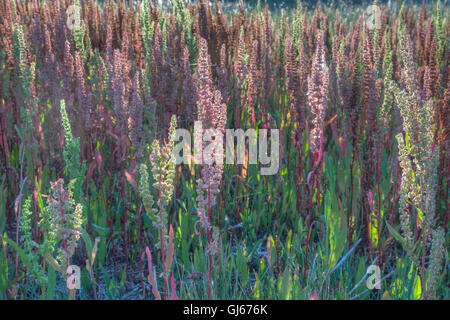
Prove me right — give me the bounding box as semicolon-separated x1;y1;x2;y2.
385;220;407;248
4;237;33;272
413;274;422;300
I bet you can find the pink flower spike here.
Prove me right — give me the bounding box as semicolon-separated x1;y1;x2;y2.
367;191;375;213
145;246;153;274
341;135;346;157
170;275;178;300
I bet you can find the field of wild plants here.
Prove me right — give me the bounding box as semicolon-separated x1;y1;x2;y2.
0;0;448;300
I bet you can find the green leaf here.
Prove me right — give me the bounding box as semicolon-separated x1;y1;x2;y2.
286;229;292;253
280;267;292;300
34;178;45;215
253;272;261;299
4;237;33;272
120;266;127;293
385;220;407;248
43;252;62;274
47;265;56;300
80;227;93;259
405;133;411;154
91;224;109;237
413;274;422;300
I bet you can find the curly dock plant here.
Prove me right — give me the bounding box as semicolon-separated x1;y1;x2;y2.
394;25;441;297
60;99;87;207
13;99;86;299
139;115;177;300
18;178;83;299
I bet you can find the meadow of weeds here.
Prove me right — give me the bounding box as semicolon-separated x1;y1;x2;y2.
0;0;448;300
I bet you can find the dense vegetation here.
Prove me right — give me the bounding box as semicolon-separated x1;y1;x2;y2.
0;0;448;300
